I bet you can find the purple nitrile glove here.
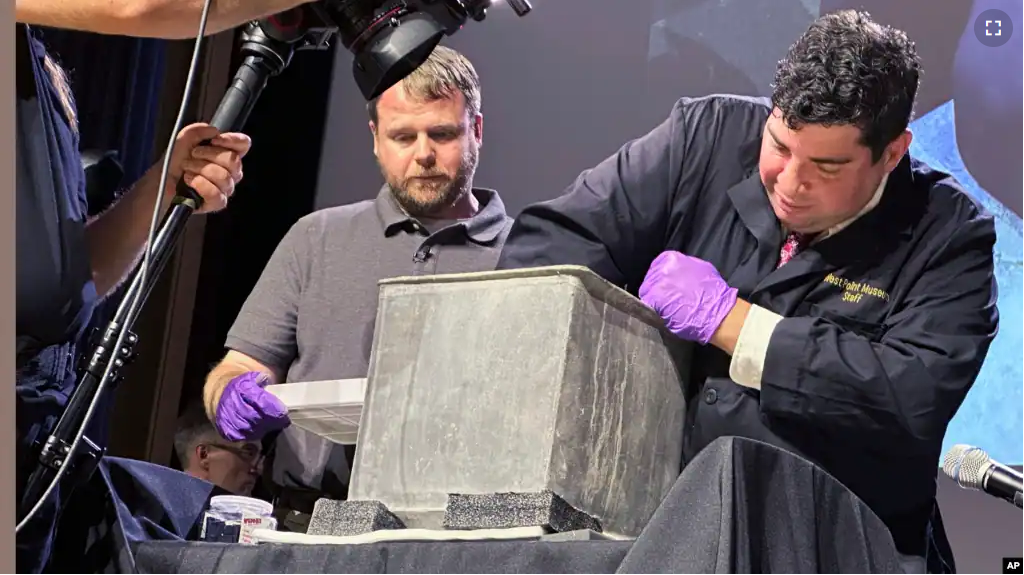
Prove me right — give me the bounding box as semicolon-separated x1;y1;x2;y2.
214;371;291;441
638;251;738;345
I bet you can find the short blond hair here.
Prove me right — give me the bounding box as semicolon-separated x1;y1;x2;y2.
368;44;481;124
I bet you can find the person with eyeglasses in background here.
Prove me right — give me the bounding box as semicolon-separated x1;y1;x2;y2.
174;403;265;497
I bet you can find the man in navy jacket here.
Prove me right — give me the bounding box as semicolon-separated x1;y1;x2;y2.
497;11;997;572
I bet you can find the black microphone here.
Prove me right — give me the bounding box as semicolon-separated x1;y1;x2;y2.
942;444;1023;509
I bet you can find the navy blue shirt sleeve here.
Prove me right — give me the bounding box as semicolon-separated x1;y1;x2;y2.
16;25;96;358
496;101;694;290
759;200;999;455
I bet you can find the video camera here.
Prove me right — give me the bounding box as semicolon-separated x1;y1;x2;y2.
251;0;532;101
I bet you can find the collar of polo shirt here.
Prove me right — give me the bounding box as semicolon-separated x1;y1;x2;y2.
375;185;508;244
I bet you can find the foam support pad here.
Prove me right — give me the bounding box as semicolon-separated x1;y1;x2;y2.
306;499;406;537
443;490;602;533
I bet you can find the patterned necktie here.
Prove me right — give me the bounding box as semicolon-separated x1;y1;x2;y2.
777;232;815;268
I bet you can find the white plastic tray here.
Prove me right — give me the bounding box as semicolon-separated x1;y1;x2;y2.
264;378;367;445
249;525;546;545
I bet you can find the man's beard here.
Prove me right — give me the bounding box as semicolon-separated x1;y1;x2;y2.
383;145;479;218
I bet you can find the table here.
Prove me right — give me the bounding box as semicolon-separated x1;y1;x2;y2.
60;437;910;574
133;539;633;573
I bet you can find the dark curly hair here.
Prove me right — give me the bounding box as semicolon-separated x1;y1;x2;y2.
771;10;921;163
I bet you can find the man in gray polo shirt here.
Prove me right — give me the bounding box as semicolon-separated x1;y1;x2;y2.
201;45;512;526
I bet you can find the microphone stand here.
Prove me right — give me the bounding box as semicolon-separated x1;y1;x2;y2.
17;22;298;524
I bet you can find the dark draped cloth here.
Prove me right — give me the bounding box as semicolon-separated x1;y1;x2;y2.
616;436;906;573
48;456;227;573
120;437;911;574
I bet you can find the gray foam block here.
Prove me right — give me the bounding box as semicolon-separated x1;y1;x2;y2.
443;490;602;533
306;498;405;537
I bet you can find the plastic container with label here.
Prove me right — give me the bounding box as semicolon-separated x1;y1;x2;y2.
199;495;277;544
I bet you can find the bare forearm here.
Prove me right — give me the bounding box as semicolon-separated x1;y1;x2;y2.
129;0;314;39
710;298;751;355
16;0;312;39
204;351;280;420
83;170;172;298
204;366;247;421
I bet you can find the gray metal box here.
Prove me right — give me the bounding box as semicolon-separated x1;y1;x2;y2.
348;265;690;538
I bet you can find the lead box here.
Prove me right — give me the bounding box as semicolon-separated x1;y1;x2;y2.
348;265;690;538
